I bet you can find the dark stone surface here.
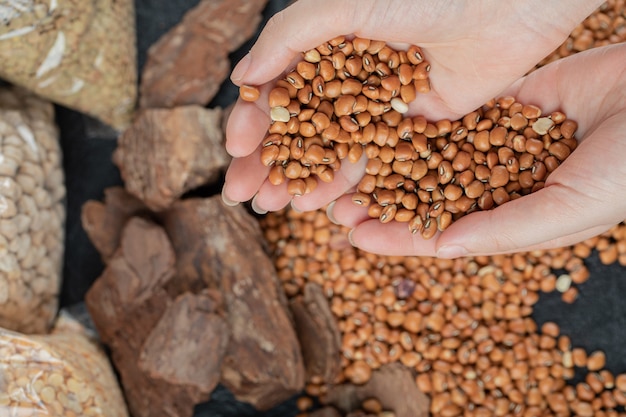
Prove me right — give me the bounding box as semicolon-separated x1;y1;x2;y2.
56;1;626;416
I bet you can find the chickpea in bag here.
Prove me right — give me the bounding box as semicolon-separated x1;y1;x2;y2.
0;87;65;334
0;0;137;129
0;311;129;417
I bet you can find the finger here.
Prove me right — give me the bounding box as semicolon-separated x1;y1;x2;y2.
348;219;438;257
231;0;363;86
223;148;268;203
251;185;292;214
434;157;617;258
253;179;292;212
330;194;371;228
328;194;371;228
291;154;368;212
453;223;613;257
225;97;271;158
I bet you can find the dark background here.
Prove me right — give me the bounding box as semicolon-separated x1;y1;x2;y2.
56;1;626;416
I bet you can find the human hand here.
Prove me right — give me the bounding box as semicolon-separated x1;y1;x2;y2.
222;0;603;213
329;43;626;257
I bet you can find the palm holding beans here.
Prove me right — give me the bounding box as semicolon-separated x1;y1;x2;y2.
223;0;626;257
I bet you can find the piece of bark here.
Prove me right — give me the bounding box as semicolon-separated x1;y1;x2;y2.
161;197;305;410
139;291;229;393
326;364;430;417
81;187;149;262
309;407;343;417
113;106;228;211
290;283;342;384
85;217;226;417
140;0;268;108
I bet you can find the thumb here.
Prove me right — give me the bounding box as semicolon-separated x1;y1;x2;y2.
230;0;364;85
434;184;607;258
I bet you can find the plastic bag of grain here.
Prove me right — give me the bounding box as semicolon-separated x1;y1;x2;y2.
0;0;137;129
0;310;130;417
0;87;65;334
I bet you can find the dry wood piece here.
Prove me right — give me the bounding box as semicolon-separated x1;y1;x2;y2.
0;311;129;417
309;407;343;417
0;87;65;334
290;282;342;385
81;186;149;262
326;364;430;417
0;0;137;129
113;106;228;211
140;0;269;108
86;217;227;417
161;197;306;410
139;291;229;393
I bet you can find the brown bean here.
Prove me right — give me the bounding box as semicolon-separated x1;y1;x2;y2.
334;95;356;116
296;61;317;80
345;55;363;76
260;144;280;166
526;138;544;155
473;130;491;152
549;141;572;161
560;119;578;138
379;204;398;223
287;178;307;196
413;61;430;80
239;85;260;102
269;87;291;107
587;351;606;371
489;165;509;188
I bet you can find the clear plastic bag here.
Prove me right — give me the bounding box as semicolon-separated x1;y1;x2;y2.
0;87;65;334
0;311;130;417
0;0;137;129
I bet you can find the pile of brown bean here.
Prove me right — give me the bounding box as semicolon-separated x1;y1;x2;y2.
240;36;431;196
351;97;577;239
261;208;626;417
241;38;579;239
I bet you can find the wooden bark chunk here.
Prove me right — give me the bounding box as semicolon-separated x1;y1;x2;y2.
139;291;228;393
113;106;228;211
85;217;222;417
290;282;342;384
326;363;430;417
161;197;305;410
140;0;269;108
81;187;149;262
309;407;343;417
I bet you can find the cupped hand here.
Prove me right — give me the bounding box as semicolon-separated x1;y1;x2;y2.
223;0;603;212
330;43;626;257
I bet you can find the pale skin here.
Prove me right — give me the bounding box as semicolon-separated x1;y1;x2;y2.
223;0;626;257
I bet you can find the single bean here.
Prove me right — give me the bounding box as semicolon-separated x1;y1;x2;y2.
239;85;260;102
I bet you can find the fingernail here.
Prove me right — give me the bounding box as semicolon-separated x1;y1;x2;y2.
221;186;240;207
437;245;469;259
290;200;302;213
251;195;267;215
231;53;251;84
326;201;339;225
347;228;357;247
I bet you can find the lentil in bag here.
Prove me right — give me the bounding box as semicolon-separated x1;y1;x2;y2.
0;87;65;334
0;0;137;129
0;311;130;417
